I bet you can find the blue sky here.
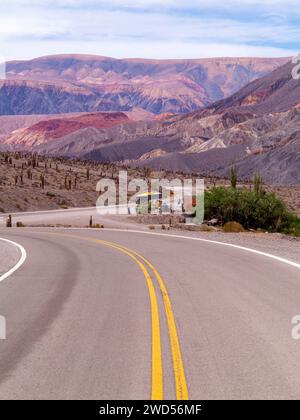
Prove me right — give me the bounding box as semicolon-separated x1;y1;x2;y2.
0;0;299;61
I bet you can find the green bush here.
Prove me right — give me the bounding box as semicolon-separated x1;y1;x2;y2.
281;213;300;237
204;187;300;235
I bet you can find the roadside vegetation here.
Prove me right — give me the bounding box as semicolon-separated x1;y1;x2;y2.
205;167;300;236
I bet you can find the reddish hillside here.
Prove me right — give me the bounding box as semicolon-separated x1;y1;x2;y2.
5;112;130;148
29;112;129;139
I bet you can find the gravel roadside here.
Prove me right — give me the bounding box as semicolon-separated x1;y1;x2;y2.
160;229;300;265
127;215;300;264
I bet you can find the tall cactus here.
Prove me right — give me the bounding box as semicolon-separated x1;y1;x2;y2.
230;165;237;190
254;172;263;196
40;174;45;189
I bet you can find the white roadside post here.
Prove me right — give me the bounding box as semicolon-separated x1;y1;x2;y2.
0;316;6;340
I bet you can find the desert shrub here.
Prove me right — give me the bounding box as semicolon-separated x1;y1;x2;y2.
46;191;56;198
91;224;104;229
223;221;245;233
204;187;300;234
16;221;25;227
204;187;239;223
281;213;300;237
236;190;288;231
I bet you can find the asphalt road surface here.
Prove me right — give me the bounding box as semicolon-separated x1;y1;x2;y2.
0;226;300;400
1;207;139;230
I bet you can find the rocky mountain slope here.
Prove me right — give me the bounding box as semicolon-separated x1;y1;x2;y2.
1;54;288;115
207;61;300;114
0;57;299;185
4;112;130;148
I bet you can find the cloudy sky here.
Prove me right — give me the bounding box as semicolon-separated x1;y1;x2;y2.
0;0;299;61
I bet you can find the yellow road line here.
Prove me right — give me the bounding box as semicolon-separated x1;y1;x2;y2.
91;239;164;400
98;239;189;400
34;232;163;400
27;231;188;399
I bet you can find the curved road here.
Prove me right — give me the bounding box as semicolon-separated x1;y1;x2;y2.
0;227;300;400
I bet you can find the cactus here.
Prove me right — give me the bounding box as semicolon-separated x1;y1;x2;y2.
40;174;45;189
230;165;237;190
254;172;263;196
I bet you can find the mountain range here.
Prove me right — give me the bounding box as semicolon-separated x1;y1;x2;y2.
1;54;287;115
0;55;299;185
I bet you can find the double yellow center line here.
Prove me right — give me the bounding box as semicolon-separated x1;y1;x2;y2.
35;231;189;400
97;238;189;401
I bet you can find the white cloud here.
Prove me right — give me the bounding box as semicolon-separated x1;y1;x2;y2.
0;0;298;60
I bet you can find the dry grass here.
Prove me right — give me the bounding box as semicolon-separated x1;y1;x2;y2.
223;221;245;233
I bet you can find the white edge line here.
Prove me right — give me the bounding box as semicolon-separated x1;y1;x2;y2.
16;226;300;270
0;238;27;282
101;229;300;269
102;229;300;269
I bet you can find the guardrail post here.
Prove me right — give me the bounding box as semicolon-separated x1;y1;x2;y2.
6;214;12;228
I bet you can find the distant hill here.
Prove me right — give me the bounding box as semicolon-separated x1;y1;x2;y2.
0;54;288;115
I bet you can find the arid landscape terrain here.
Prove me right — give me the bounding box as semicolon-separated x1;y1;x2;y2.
0;56;299;187
0;152;299;219
0;55;299;221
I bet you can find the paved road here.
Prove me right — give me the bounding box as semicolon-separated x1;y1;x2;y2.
2;207;144;230
0;227;300;400
0;239;20;278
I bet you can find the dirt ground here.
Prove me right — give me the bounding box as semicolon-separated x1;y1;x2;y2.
0;152;299;217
